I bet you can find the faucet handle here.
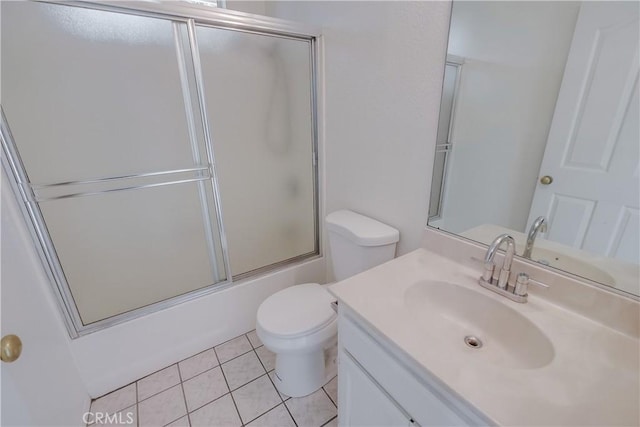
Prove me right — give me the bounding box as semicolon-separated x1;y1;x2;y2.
514;273;549;297
471;256;495;282
482;262;495;282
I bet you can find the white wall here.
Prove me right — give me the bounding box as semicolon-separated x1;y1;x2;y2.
266;1;451;273
1;172;90;426
439;1;580;234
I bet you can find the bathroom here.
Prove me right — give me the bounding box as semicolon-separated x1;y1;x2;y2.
1;1;638;426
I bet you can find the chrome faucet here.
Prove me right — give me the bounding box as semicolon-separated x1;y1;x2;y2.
482;234;516;290
477;233;550;303
523;216;547;259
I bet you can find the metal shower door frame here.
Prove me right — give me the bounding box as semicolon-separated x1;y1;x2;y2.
1;0;322;337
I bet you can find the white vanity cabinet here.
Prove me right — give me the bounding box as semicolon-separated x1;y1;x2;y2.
337;309;490;427
339;351;414;426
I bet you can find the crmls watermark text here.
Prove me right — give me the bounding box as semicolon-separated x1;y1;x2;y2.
83;411;135;425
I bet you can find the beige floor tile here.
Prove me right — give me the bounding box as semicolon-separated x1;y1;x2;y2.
215;336;252;363
232;375;281;424
93;404;137;426
245;404;295;427
189;394;241;427
138;385;186;427
165;415;190;427
323;416;338;427
323;376;338;406
183;366;229;412
137;365;181;401
268;371;290;401
221;351;266;390
285;388;337;427
90;384;136;416
255;346;276;372
246;330;262;349
179;348;218;381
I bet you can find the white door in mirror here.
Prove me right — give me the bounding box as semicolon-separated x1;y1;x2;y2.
528;2;639;264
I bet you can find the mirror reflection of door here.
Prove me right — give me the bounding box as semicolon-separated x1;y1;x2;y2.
528;2;639;265
428;1;640;296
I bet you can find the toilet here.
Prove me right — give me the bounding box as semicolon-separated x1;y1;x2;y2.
256;210;399;397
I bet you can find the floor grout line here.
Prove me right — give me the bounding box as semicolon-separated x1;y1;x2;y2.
135;366;182;405
281;399;298;427
320;415;338;427
176;362;191;427
185;391;232;419
258;348;298;427
321;383;337;408
214;345;244;425
242;401;284;426
135;382;140;427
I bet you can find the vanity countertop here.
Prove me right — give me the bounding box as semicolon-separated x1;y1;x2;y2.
329;248;639;426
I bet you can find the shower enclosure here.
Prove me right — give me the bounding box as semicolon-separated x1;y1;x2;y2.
1;1;320;337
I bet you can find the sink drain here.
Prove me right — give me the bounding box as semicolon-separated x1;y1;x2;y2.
464;335;483;349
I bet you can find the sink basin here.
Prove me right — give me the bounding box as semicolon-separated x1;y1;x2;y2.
404;280;554;369
528;248;616;287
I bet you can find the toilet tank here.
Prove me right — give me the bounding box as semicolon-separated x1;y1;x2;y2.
326;210;399;281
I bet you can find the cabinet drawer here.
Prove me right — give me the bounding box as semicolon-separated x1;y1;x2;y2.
339;313;485;426
339;349;413;427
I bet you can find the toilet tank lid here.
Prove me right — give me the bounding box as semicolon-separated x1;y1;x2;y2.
326;210;399;246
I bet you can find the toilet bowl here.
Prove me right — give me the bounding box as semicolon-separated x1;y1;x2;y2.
257;283;337;397
256;210;399;397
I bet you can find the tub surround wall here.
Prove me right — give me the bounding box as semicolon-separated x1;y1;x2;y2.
71;257;325;397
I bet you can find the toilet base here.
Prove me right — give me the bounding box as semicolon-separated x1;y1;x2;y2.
271;342;337;398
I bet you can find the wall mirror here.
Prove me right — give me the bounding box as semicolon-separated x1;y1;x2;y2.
428;1;639;297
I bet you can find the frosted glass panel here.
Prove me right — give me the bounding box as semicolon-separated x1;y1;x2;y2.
39;181;225;325
196;26;316;276
1;2;200;183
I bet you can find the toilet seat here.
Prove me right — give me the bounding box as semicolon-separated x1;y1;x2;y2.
257;283;336;339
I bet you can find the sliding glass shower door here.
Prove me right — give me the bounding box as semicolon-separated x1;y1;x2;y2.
1;1;319;335
195;26;317;277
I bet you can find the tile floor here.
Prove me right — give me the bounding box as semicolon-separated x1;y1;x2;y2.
89;330;338;427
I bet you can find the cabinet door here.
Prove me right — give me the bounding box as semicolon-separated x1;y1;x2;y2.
339;349;412;427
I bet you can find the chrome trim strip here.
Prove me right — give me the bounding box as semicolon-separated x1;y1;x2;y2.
30;166;209;189
173;20;222;281
40;1;321;38
1;109;83;337
310;37;321;257
79;251;322;335
34;177;213;202
187;19;233;282
76;278;233;335
232;252;321;282
194;21;313;43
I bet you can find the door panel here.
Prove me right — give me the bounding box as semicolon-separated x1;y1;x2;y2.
529;2;639;263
